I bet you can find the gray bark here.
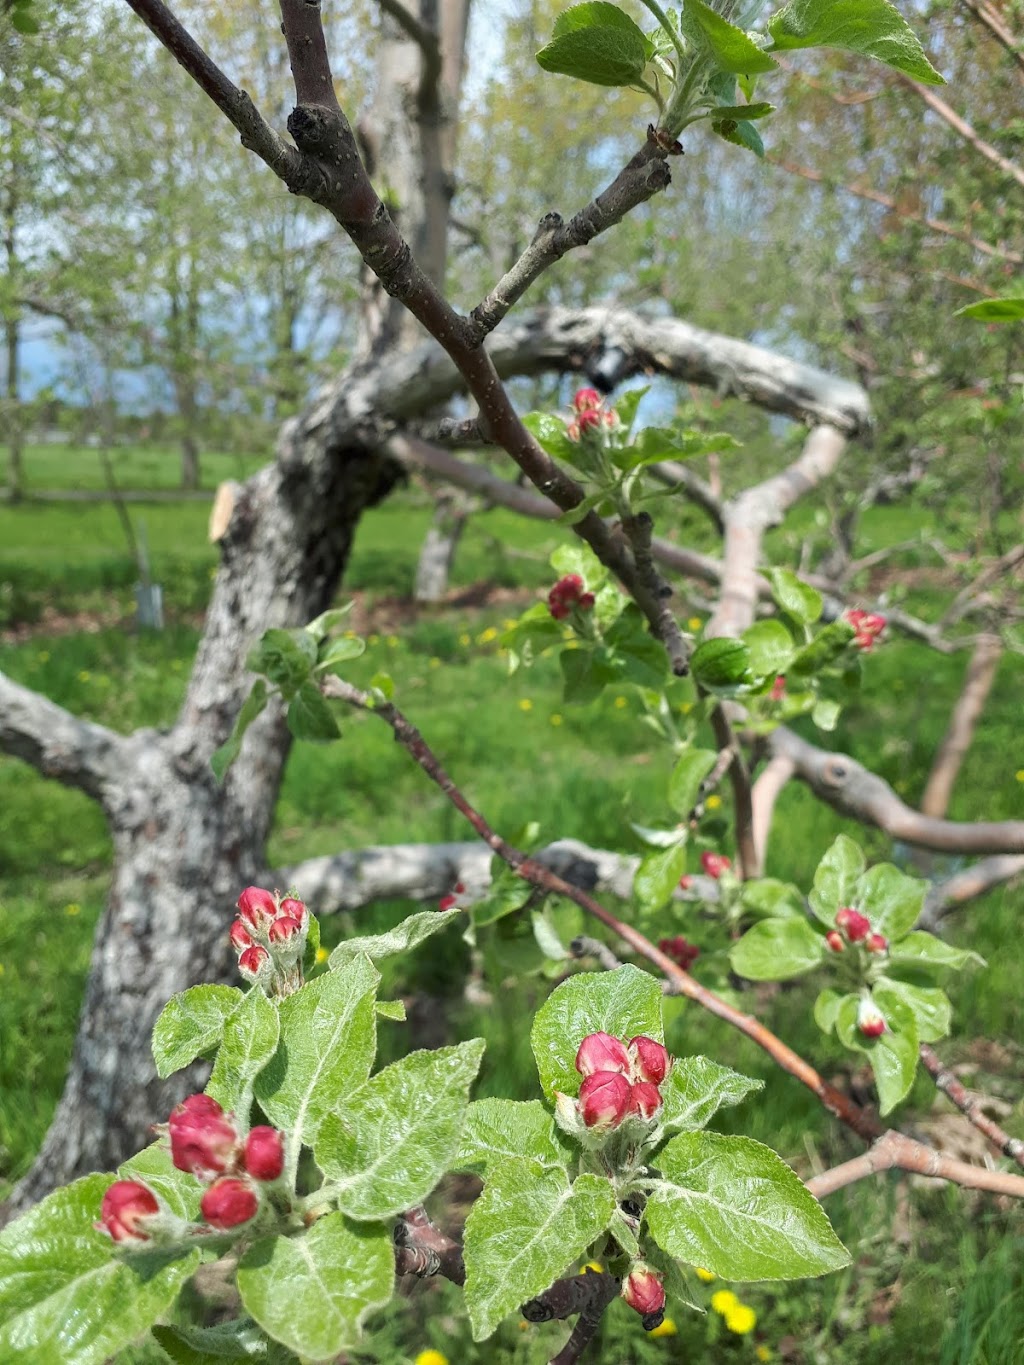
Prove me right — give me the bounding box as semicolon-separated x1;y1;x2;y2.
414;487;469;602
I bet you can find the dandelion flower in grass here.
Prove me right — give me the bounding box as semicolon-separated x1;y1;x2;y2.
550;713;563;726
386;634;400;648
368;634;380;646
429;657;442;668
65;903;81;916
0;963;5;976
695;1267;715;1283
614;695;628;709
649;1316;677;1338
77;670;91;683
478;626;498;644
1016;769;1024;782
459;633;471;646
518;698;533;712
414;1352;449;1365
687;617;702;631
37;650;50;663
710;1289;739;1315
705;794;722;811
756;1347;773;1362
724;1303;757;1335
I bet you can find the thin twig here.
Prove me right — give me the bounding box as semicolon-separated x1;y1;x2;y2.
919;1044;1024;1169
806;1129;1024;1200
959;0;1024;76
570;935;624;972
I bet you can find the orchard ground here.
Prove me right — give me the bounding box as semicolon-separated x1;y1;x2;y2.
0;444;1022;1363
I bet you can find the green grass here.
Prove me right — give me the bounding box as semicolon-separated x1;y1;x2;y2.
15;442;267;493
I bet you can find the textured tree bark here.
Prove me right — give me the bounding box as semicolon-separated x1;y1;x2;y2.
414;487;470;601
920;633;1003;819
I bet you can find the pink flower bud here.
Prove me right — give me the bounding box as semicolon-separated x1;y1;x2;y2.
438;894;458;911
628;1036;671;1086
229;919;254;953
603;408;620;428
454;882;465;894
628;1081;663;1119
578;407;602;433
622;1263;666;1317
865;931;888;953
575;1031;631;1078
566;420;581;442
278;896;307;923
242;1126;285;1181
168;1095;239;1179
857;997;887;1038
770;674;787;701
578;591;595;610
846;609;886;651
238;944;271;982
269;915;302;944
200;1177;259;1230
658;934;699;970
573;387;602;413
236;886;277;931
577;1071;631;1129
678;875;693;891
700;851;732;880
836;907;871;942
98;1180;160;1244
825;930;845;953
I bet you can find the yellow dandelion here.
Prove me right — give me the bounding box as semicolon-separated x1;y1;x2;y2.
710;1290;739;1316
0;963;6;976
429;657;442;668
386;635;400;648
687;617;702;631
478;626;498;644
614;695;628;709
756;1347;773;1362
37;651;50;663
649;1316;677;1338
518;698;533;712
315;946;329;965
582;1261;603;1273
458;633;471;646
518;1320;531;1331
550;713;563;727
414;1352;449;1365
724;1303;757;1335
695;1267;716;1283
1016;769;1024;782
679;701;694;715
503;618;518;630
705;794;722;811
77;670;91;683
65;903;81;916
368;633;380;646
344;629;358;638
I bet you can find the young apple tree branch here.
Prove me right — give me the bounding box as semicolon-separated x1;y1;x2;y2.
918;1044;1024;1169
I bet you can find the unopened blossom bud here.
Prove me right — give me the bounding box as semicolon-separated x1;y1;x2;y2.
578;591;595;610
200;1177;259;1230
269;915;303;945
577;407;602;433
658;934;699;970
628;1036;671;1086
857;997;887;1038
578;1071;631;1129
98;1180;160;1244
575;1031;631;1078
678;875;693;891
168;1094;239;1179
566;420;581;442
242;1126;285;1182
573;387;602;413
865;931;888;953
236;886;277;932
438;894;458;911
278;896;307;923
700;851;732;880
622;1262;666;1317
770;674;786;701
238;944;271;982
229;919;254;953
628;1081;663;1120
603;408;620;428
824;930;845;953
836;907;871;942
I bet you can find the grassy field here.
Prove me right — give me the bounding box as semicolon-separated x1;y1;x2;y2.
0;444;1022;1362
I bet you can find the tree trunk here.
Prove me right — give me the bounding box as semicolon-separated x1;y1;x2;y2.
3;176;23;504
414;488;470;602
920;633;1003;819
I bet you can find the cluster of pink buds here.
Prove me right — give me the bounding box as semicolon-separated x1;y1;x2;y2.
230;886;310;992
826;907;888;957
658;934;700;971
770;674;787;702
97;1096;286;1247
565;387;619;441
856;996;888;1038
845;609;886;651
574;1032;672;1130
621;1261;667;1326
700;851;732;880
547;573;596;621
438;881;466;912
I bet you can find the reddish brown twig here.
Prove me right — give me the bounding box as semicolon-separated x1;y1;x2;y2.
919;1044;1024;1169
394;1205;466;1285
806;1128;1024;1200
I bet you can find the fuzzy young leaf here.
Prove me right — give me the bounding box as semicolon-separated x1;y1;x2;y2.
658;1056;763;1135
741;878;805;919
119;1142;203;1221
317;635;366;672
875;978;951;1044
314;1040;485;1219
254;956;379;1145
152;1318;288;1362
813;988;847;1035
531;964;663;1098
538;4;651;87
0;1174;200;1365
330;908;462;967
767;0;943;84
211;680;268;781
305;603;354;642
668;747;718;817
713;116;766;156
247;629;315;696
743;619;796;677
287;680;340;741
690;636;752;690
456;1098;571;1175
711;101;775;120
646;1131;849;1279
206;986;281;1120
808;834;866;926
152;984;243;1079
887;931;985;971
633;839;688;913
237;1214;392;1359
729;917;825;980
768;567;823;624
855;862;925;941
463;1163;616;1339
836;993;918;1114
685;0;779;73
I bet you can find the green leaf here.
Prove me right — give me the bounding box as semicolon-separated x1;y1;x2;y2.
286;680;340;741
956;295;1024;322
317;635;366;672
11;8;41;32
369;670;394;699
668;748;718;817
808;834;866;927
532;899;584;960
464;1163;616;1339
836;993;918;1114
742;619;796;677
211;680;268;782
152;1318;287;1362
645;1132;849;1279
741;878;805;918
329;908;462;967
887;931;985;971
247;628;315;696
538;3;651;87
375;998;406;1021
729;917;825;980
0;1174;200;1365
767;0;944;84
658;1056;763;1135
152;984;243;1079
633;840;688;914
531;964;663;1098
456;1098;571;1175
855;862;925;941
813;988;846;1035
690;636;752;691
314;1040;485;1219
206;987;281;1120
560;647;605;704
119;1142;202;1221
711;101;775;120
875;978;951;1044
768;568;822;624
254;957;379;1146
713;116;766;156
470;865;534;927
305;603;354;642
237;1214;392;1359
685;0;778;73
789;620;856;676
812;697;841;731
